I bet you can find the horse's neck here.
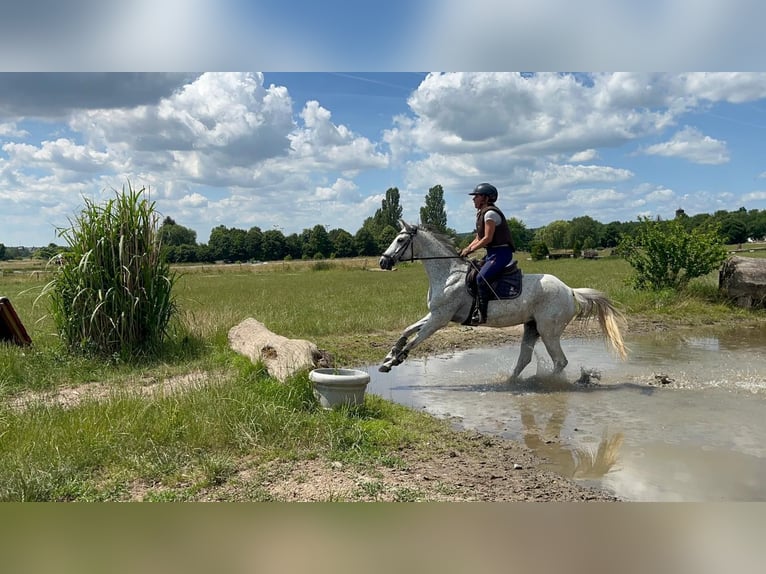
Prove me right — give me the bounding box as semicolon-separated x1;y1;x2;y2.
416;235;464;286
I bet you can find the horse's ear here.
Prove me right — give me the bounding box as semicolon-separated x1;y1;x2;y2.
400;220;414;232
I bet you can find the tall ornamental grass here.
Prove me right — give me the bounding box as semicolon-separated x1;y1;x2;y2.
41;183;177;360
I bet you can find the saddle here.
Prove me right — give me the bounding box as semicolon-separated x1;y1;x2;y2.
466;258;522;300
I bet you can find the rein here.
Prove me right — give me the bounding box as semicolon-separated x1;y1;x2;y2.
391;228;464;263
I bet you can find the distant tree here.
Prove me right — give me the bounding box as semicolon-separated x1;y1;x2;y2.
530;241;550;261
34;243;64;261
720;217;749;244
328;228;356;258
419;184;448;232
617;216;727;290
507;217;531;251
302;225;332;260
229;228;248;261
536;220;570;249
195;244;213;263
354;226;378;256
373;187;403;232
748;210;766;240
245;226;263;260
165;244;199;263
208;225;233;260
0;243;5;260
284;233;303;260
602;221;623;248
159;219;197;247
566;215;603;250
261;229;287;261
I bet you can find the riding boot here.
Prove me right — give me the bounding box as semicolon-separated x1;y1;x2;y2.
470;293;488;325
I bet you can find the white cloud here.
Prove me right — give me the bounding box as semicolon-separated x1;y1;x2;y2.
289;101;389;173
641;126;729;164
314;178;359;201
742;191;766;202
179;192;208;208
0;122;28;138
646;187;676;201
570;149;598;162
566;188;625;204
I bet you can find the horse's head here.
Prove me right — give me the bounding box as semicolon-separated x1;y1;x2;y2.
379;220;417;270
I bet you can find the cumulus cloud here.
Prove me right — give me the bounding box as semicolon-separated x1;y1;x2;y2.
314;179;359;201
0;122;28;138
289;101;389;172
570;149;599;162
641;126;730;164
742;191;766;202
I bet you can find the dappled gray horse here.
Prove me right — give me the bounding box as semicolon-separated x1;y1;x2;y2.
378;221;627;378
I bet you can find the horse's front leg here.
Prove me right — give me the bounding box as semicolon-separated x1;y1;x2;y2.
379;311;451;372
379;315;430;372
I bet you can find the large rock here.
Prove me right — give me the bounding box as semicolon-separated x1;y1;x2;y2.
719;256;766;309
228;318;331;382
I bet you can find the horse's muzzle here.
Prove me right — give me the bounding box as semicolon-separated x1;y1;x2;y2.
379;255;394;270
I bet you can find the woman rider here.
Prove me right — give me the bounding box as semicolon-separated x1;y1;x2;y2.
459;182;515;325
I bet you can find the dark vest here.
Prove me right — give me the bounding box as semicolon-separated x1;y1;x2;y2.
476;205;515;249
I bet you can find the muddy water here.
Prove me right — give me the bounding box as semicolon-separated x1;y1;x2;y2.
366;325;766;501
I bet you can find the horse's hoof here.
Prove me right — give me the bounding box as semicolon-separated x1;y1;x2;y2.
379;365;391;373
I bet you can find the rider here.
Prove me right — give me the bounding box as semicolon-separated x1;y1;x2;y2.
459;182;515;325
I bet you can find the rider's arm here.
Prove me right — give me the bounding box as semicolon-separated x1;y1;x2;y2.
461;220;496;256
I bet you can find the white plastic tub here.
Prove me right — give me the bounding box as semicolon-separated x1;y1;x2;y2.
309;368;371;409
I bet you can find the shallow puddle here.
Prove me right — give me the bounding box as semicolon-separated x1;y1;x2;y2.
365;325;766;501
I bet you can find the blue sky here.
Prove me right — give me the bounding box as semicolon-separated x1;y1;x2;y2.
2;72;766;247
1;2;766;247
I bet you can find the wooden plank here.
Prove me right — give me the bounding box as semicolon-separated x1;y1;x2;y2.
0;296;32;345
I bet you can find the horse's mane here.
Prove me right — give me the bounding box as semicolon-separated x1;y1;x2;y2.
418;224;460;255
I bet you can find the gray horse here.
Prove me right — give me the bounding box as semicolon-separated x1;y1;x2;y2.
378;221;627;378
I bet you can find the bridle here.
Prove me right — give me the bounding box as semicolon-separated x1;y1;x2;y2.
381;227;465;267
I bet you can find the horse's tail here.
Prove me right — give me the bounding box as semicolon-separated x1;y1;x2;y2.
572;288;628;360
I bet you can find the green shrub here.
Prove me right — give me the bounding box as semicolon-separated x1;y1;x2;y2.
40;183;177;359
617;216;727;290
530;241;550;261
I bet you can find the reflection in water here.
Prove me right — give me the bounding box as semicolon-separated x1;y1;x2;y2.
514;386;624;480
367;325;766;501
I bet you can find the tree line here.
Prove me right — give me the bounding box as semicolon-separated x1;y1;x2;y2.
159;185;451;263
2;186;766;263
528;206;766;260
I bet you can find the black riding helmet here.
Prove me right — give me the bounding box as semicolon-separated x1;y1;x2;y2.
468;182;498;203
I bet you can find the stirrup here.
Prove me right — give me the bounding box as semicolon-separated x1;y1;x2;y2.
469;310;486;326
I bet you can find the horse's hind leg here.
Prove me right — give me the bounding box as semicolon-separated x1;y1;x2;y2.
511;321;539;380
539;327;568;376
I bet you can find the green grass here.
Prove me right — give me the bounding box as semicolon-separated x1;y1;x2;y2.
1;254;764;500
0;354;434;501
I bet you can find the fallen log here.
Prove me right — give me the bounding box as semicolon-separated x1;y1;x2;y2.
228;318;332;382
719;256;766;309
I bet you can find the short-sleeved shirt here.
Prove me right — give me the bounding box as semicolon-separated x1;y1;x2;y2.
483;210;502;226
